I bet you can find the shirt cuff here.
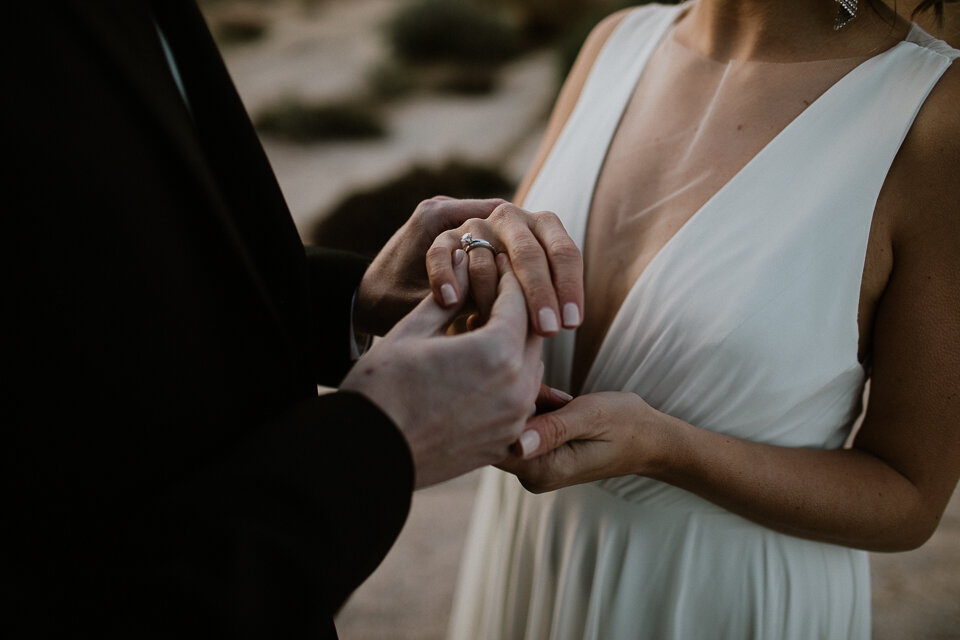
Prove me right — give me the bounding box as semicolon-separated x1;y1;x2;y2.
349;289;373;360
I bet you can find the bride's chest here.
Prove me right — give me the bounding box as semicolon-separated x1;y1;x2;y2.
577;51;890;372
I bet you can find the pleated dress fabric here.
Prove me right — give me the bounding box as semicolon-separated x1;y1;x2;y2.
447;4;958;640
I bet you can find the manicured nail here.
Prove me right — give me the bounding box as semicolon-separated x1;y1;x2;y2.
562;303;581;327
538;308;559;333
441;283;458;306
453;249;465;266
550;387;573;402
519;430;541;458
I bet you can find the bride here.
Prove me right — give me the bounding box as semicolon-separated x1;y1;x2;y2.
426;0;960;638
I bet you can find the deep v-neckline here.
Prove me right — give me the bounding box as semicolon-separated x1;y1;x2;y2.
570;23;913;393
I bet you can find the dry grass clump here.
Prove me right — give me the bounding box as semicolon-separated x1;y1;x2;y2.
387;0;523;66
254;97;386;142
309;161;514;257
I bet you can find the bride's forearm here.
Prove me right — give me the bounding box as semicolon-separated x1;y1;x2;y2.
646;414;932;552
510;391;952;551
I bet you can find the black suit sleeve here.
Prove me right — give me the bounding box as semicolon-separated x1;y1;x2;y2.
129;391;414;637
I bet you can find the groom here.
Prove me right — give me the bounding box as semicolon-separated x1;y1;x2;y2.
4;0;582;637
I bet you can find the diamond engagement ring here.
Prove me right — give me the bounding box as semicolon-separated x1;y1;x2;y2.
460;232;497;255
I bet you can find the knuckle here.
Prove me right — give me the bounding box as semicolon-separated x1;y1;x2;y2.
458;219;485;237
541;413;568;450
548;240;582;265
415;196;443;219
484;340;517;372
532;209;561;227
417;197;469;234
425;243;452;265
490;202;519;222
510;238;545;264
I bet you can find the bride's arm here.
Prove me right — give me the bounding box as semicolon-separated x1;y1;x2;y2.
502;65;960;553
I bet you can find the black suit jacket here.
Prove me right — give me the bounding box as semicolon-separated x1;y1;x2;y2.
5;1;412;636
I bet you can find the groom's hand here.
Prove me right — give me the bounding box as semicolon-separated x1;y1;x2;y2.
354;197;584;338
353;197;506;337
342;254;546;488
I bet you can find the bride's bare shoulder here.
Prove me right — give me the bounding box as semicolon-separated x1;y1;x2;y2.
880;60;960;243
904;57;960;157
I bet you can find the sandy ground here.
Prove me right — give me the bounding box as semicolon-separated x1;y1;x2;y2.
215;0;554;230
210;1;960;637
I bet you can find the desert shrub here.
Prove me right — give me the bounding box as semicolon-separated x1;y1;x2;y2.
308;161;514;257
554;13;603;78
368;62;420;100
435;64;500;94
212;14;270;45
551;0;663;78
387;0;523;66
370;59;500;98
485;0;598;43
254;97;386;142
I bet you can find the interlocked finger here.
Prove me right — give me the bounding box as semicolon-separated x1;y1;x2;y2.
462;227;500;325
424;202;584;337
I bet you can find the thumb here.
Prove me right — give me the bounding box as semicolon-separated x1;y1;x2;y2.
392;249;470;338
516;401;581;459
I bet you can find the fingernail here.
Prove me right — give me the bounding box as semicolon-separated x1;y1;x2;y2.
550;387;573;402
453;249;465;266
519;430;541;458
441;283;458;306
538;308;559;333
562;303;581;327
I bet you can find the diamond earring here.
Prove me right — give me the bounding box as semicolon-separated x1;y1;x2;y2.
834;0;858;30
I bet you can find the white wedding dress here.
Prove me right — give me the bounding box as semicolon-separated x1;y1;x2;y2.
448;4;958;639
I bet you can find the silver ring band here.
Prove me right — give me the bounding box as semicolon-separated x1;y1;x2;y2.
460;232;497;254
465;239;496;254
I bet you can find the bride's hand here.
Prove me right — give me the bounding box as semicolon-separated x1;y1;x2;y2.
499;391;675;492
425;202;584;336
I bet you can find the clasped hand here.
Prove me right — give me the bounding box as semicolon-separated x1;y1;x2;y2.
354;197;584;338
416;199;673;493
348;196;665;491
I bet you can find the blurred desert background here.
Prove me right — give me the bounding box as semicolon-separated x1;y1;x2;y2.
197;0;960;637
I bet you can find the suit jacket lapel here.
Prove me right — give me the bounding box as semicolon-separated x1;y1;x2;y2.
150;0;308;318
63;0;298;352
63;0;208;187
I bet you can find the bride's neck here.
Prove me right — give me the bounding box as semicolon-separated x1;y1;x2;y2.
675;0;909;62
